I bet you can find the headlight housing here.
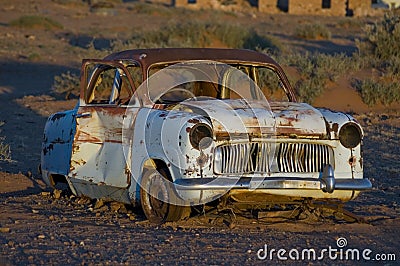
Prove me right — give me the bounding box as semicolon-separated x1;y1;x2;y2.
189;123;213;150
339;123;362;148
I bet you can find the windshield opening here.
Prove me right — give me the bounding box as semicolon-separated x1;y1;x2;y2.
147;61;289;104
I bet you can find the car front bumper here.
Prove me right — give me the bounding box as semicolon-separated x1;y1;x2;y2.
174;165;372;194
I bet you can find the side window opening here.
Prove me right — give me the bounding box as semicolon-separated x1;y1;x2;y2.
87;67;115;104
86;63;141;105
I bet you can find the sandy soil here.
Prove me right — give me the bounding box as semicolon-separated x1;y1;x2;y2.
0;0;399;264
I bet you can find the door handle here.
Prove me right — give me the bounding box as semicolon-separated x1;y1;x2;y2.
76;112;92;118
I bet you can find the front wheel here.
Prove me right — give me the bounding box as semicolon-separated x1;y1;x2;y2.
140;168;190;224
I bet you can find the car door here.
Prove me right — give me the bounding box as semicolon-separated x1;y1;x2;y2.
69;60;141;189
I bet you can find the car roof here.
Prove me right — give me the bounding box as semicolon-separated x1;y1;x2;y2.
99;48;296;102
103;48;279;69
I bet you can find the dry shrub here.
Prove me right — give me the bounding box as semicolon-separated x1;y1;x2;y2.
294;23;331;40
0;121;11;162
10;15;63;30
354;12;400;106
277;52;354;103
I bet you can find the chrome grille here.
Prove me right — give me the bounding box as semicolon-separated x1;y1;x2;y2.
214;142;334;174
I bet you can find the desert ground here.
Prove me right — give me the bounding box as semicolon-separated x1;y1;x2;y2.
0;0;399;265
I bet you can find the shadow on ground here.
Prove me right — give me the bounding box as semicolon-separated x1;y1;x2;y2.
0;60;78;174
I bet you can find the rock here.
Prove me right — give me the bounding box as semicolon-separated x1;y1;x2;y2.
41;191;51;197
0;227;10;233
380;114;389;121
45;250;58;254
94;199;105;209
53;189;62;199
95;205;109;213
77;197;91;205
110;202;122;213
128;214;135;221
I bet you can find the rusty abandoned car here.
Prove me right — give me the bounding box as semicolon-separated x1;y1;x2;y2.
41;48;371;223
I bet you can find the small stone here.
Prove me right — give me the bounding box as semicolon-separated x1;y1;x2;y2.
41;192;51;197
38;234;45;239
0;227;10;233
53;189;62;199
110;202;122;213
45;250;58;254
26;35;36;40
32;209;39;214
77;197;91;205
229;222;236;229
95;205;109;213
94;199;104;209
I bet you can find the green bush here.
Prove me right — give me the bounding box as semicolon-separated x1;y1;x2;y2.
10;15;63;30
294;23;331;40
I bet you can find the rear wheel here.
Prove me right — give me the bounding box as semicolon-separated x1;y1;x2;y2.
140;168;190;224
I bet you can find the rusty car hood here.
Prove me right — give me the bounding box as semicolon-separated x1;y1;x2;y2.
181;100;327;138
270;102;327;137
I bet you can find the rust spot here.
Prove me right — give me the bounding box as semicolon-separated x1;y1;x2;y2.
75;130;102;143
196;151;209;168
188;118;200;124
332;123;339;133
349;156;357;167
186;127;191;133
72;144;80;153
152;104;168;110
276;127;324;138
99;107;126;116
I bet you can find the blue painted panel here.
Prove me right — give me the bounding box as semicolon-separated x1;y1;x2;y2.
41;109;77;175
